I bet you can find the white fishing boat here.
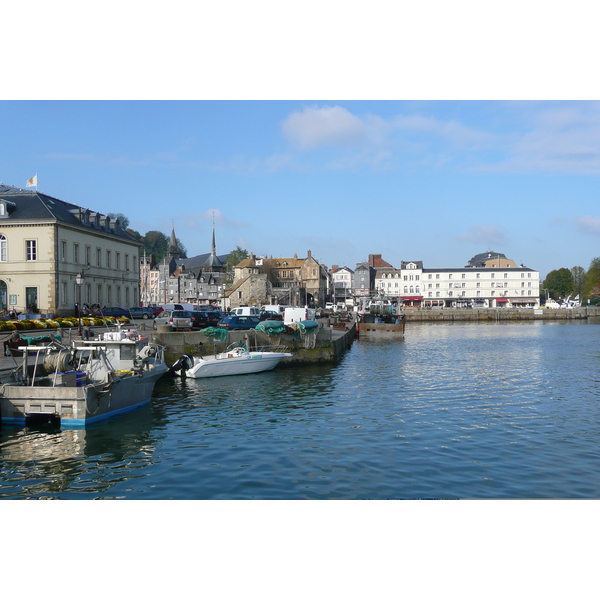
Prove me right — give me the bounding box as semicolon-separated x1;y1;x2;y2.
0;329;167;428
170;344;292;379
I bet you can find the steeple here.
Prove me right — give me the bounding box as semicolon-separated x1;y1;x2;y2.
169;225;180;260
205;213;223;269
211;212;217;258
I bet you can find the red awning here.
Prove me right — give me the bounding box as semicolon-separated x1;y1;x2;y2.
401;296;423;301
496;298;509;302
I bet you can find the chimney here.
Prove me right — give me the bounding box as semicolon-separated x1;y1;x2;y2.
307;250;312;259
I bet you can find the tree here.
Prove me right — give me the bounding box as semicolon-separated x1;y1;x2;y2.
108;212;130;229
584;257;600;304
543;268;574;300
225;246;249;283
142;231;169;262
570;266;586;300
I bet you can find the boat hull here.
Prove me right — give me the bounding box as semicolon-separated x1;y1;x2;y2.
184;352;292;378
0;364;167;427
358;322;405;337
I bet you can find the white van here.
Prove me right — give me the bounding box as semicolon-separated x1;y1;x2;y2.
263;305;286;316
284;306;316;325
161;303;196;312
231;307;261;317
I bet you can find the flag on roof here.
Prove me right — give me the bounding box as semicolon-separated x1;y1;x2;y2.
26;174;37;187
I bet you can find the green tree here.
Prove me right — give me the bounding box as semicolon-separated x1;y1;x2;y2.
543;268;574;300
225;246;249;283
583;257;600;304
142;231;169;262
108;212;130;229
570;266;586;300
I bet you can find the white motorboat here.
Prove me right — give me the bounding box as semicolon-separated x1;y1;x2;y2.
170;344;292;379
0;329;168;428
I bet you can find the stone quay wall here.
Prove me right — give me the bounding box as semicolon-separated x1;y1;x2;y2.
151;323;356;367
400;307;600;321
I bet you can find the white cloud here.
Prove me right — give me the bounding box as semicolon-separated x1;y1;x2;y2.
574;215;600;235
281;106;374;150
456;224;507;246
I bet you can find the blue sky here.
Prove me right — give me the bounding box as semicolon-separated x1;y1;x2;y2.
3;4;599;282
2;100;600;279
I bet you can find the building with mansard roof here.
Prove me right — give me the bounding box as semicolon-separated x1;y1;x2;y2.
373;252;540;308
0;184;141;315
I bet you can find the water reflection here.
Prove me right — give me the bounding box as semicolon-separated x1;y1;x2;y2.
2;321;600;498
0;404;167;499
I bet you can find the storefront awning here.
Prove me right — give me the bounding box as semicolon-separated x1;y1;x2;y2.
401;296;423;301
496;298;509;302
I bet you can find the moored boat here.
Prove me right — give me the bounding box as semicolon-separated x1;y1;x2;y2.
170;343;292;378
0;330;167;428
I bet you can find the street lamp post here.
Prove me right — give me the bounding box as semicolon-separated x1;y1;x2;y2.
76;272;84;336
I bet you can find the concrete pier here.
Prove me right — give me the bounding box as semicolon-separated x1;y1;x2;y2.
150;322;356;367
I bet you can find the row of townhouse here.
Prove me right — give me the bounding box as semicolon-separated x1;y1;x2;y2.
225;251;328;309
331;252;541;309
0;185;141;316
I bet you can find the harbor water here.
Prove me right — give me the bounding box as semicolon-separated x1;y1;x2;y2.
1;319;600;499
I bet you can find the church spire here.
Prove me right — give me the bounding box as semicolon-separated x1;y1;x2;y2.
211;212;217;257
169;224;180;260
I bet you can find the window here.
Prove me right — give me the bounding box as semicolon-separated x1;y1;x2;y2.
85;246;91;266
462;273;466;279
73;243;79;264
106;250;111;268
476;291;481;297
449;274;453;279
97;248;102;267
428;274;432;279
0;235;6;262
504;273;508;278
436;274;440;279
97;285;102;305
107;285;112;305
448;291;453;297
491;273;495;278
61;240;67;262
61;281;67;305
116;253;120;270
476;282;480;288
26;240;37;261
476;273;480;279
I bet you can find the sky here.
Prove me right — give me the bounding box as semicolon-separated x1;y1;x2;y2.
2;99;600;280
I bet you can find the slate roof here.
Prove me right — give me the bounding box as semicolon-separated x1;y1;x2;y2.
0;184;140;244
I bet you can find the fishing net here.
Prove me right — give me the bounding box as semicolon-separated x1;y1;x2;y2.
201;327;228;342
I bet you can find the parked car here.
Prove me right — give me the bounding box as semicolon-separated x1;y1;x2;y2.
98;306;130;318
259;310;283;322
153;310;193;330
127;306;157;320
190;310;221;329
217;315;261;330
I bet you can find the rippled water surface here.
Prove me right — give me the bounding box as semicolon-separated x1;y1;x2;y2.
2;320;600;499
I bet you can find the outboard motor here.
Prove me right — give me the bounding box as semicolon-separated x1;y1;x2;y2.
168;354;194;376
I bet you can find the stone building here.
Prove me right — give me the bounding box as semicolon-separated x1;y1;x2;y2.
148;223;228;306
230;250;328;308
0;184;141;315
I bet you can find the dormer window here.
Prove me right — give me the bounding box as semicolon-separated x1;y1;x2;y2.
0;199;16;218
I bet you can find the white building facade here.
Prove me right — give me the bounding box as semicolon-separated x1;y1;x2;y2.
375;257;540;308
